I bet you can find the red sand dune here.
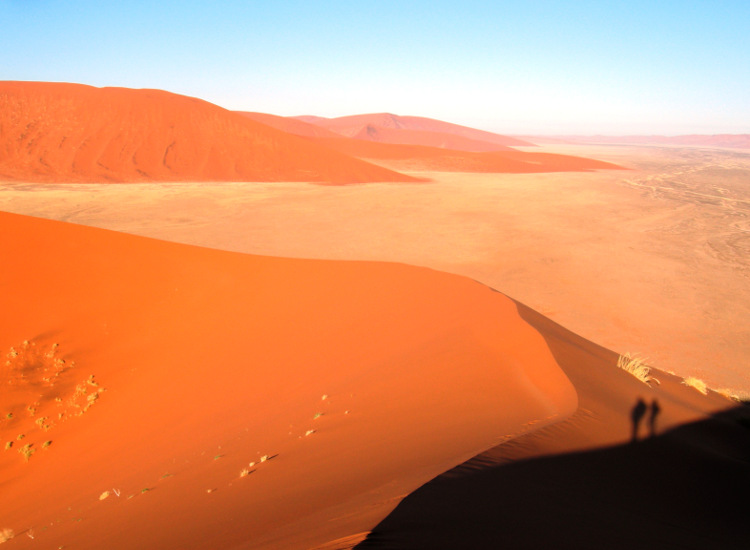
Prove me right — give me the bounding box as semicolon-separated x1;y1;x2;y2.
296;113;536;149
316;136;626;173
0;211;574;549
239;112;511;151
0;82;415;184
522;134;750;149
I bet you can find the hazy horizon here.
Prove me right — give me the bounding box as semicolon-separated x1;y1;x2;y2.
2;0;748;135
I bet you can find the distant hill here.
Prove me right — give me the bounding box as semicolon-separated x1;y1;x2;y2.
241;111;623;173
0;82;416;184
295;112;537;151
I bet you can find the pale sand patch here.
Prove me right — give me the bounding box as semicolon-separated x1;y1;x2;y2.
1;144;748;391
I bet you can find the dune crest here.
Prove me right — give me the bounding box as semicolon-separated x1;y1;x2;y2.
0;211;575;549
0;82;416;184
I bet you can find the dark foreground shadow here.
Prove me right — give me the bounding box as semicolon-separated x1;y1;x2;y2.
355;406;750;550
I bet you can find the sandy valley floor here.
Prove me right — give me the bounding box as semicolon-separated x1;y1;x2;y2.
2;144;748;392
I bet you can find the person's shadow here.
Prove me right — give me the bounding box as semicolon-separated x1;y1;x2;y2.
648;399;661;437
631;398;661;442
631;398;647;442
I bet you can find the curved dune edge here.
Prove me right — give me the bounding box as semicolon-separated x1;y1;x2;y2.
0;81;416;184
353;302;750;549
0;211;576;550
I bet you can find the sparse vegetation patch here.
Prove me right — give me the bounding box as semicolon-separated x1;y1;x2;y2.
1;340;105;463
682;376;708;395
0;528;14;543
617;353;660;386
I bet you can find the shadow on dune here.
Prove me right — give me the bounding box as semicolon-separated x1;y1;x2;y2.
355;295;750;549
355;405;750;550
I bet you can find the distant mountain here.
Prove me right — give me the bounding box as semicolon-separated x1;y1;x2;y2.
295;113;537;150
0;82;416;184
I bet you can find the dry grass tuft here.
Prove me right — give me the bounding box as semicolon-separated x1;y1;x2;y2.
719;388;750;402
682;376;708;395
617;353;660;386
0;528;13;543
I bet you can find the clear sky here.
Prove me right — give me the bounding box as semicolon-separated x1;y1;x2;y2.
2;0;748;134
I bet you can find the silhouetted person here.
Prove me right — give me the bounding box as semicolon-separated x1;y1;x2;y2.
631;398;647;442
648;398;661;437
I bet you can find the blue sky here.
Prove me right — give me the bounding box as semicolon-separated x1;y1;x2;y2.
2;1;748;134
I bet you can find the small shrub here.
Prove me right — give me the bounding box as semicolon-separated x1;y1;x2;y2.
0;528;14;543
19;444;35;462
682;376;708;395
617;353;660;386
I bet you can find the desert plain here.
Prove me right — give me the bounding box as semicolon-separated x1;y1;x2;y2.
1;82;749;549
3;142;748;391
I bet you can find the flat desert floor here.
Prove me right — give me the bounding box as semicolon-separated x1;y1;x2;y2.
2;143;748;392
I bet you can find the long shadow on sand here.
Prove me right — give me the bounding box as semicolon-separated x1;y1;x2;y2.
355;405;750;549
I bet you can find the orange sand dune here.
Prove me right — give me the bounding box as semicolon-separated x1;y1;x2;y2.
0;211;574;549
356;304;750;549
317;137;625;173
0;82;415;184
239;112;512;152
297;113;536;148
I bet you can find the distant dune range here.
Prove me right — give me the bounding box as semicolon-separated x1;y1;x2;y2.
2;211;746;549
0;82;416;184
0;81;626;183
524;134;750;149
294;113;535;148
240;112;626;173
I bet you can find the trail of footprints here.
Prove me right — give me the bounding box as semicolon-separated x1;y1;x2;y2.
1;340;104;464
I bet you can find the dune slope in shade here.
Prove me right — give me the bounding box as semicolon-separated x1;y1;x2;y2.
356;303;750;549
0;211;575;549
0;81;416;184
